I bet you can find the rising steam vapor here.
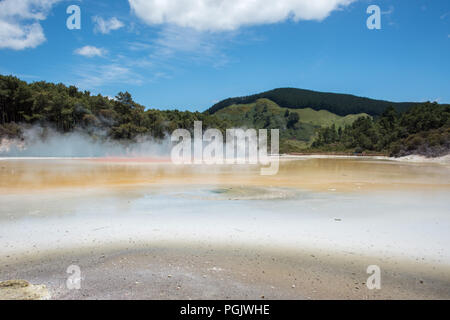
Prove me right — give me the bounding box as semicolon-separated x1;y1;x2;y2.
0;125;171;158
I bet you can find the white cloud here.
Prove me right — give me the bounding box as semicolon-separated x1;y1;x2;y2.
75;46;107;58
0;0;60;50
93;16;125;34
74;64;143;89
128;0;355;31
153;26;219;56
149;26;232;67
0;20;46;50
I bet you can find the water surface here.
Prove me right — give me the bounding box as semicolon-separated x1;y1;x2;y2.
1;157;449;265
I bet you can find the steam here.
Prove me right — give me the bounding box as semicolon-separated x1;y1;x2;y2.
0;124;278;177
0;125;171;158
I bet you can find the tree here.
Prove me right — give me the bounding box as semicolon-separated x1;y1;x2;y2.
116;91;133;107
287;112;299;129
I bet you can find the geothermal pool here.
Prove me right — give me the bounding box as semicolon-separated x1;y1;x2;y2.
0;157;449;299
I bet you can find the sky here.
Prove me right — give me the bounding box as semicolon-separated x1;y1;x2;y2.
0;0;449;111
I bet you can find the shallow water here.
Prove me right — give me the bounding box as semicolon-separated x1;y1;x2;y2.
1;157;450;193
0;158;449;265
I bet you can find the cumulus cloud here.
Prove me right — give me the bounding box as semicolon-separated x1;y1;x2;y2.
128;0;355;31
75;46;107;58
0;0;60;50
93;16;125;34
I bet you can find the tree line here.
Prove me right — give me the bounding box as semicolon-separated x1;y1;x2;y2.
311;103;450;157
0;74;230;141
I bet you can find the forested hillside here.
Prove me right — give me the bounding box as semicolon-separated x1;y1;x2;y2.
207;88;420;116
213;98;369;151
311;103;450;157
0;75;230;141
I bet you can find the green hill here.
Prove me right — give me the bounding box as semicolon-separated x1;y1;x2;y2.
214;98;370;150
207;88;421;116
216;98;368;128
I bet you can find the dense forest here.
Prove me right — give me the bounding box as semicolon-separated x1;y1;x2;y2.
0;74;230;142
311;104;450;157
206;88;421;117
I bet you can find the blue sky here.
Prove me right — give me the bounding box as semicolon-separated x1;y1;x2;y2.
0;0;449;111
